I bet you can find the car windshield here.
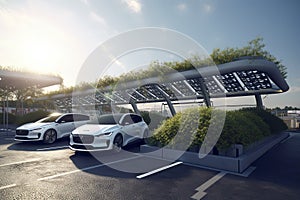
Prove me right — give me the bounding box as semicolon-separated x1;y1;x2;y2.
88;114;123;125
36;114;62;123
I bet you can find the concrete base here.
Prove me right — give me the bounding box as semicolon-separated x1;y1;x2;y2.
140;132;289;173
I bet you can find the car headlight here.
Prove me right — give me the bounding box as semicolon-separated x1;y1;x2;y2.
104;132;112;136
31;128;43;132
95;132;112;137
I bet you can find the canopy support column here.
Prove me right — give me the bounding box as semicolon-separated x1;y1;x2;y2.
154;84;176;116
130;100;141;115
255;94;264;109
199;78;211;107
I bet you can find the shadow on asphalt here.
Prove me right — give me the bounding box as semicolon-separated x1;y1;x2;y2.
69;141;193;180
69;142;143;178
0;131;16;145
7;137;70;151
249;132;300;191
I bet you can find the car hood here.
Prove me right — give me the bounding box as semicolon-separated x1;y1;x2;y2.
17;122;53;130
72;124;119;135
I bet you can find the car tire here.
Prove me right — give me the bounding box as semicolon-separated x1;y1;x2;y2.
113;134;123;153
43;129;57;144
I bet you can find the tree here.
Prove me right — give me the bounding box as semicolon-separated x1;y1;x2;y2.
43;37;288;96
210;37;287;79
13;86;43;115
0;67;52;115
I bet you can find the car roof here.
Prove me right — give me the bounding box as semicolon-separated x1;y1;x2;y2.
54;113;89;116
100;113;139;117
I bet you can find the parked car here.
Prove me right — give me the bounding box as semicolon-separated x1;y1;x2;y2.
15;113;90;144
69;113;149;152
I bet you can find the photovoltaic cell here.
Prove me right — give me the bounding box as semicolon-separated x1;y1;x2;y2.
237;70;272;90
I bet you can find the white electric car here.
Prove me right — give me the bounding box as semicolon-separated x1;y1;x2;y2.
69;113;149;152
15;113;90;144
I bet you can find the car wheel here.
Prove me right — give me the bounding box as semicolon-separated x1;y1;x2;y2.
43;129;57;144
113;134;123;153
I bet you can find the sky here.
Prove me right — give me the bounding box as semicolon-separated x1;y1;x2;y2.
0;0;300;108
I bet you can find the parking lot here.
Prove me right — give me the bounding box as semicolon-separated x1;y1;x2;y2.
0;130;299;200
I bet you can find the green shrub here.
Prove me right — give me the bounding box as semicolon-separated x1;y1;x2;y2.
217;110;270;150
148;107;285;151
0;113;17;124
140;111;167;131
241;108;288;133
149;107;214;149
148;112;182;147
16;110;50;126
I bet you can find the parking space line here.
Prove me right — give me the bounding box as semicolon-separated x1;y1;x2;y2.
0;158;40;168
36;146;69;151
38;155;141;181
136;161;183;179
191;171;227;200
0;183;17;190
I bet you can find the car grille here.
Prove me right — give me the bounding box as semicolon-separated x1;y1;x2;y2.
70;144;94;150
72;134;94;144
70;144;108;150
16;130;29;136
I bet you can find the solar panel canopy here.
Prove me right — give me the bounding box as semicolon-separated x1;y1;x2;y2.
0;70;62;89
49;57;289;110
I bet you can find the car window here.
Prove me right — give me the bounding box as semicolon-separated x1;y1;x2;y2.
73;114;89;121
37;114;62;123
130;114;142;123
89;114;123;125
122;115;134;125
59;114;74;123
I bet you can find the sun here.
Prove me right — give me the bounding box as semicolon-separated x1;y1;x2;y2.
20;36;59;73
28;41;49;63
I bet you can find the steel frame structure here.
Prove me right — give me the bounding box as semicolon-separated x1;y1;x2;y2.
44;57;289;116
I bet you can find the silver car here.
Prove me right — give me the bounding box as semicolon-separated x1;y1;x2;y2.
15;113;90;144
69;113;149;152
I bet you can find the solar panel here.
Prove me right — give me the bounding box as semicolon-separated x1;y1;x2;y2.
237;70;272;90
48;57;288;110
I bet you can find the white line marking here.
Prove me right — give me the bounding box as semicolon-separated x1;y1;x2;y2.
0;184;17;190
191;171;227;200
0;158;40;168
38;155;141;181
136;161;183;179
141;153;257;177
36;146;69;151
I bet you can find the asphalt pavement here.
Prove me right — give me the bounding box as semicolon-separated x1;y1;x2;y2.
0;130;299;200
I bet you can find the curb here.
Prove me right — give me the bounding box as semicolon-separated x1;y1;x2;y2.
140;132;289;173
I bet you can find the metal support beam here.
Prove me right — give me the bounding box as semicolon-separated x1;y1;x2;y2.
153;84;176;116
199;78;211;107
255;94;264;109
130;100;141;115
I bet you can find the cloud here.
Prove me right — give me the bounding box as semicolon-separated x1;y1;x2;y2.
89;11;106;26
0;0;8;5
204;3;214;13
122;0;142;13
80;0;89;6
289;86;300;93
177;3;187;12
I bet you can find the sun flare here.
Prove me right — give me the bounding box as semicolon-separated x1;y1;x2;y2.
20;36;59;73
